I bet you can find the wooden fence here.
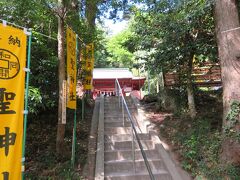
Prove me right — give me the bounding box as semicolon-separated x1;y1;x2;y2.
164;63;222;87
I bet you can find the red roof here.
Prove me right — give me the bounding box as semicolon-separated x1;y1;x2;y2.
92;68;145;92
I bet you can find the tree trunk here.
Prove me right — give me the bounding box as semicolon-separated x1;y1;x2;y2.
186;54;197;119
159;69;165;91
85;0;97;36
184;32;197;119
214;0;240;165
85;0;97;28
56;1;66;154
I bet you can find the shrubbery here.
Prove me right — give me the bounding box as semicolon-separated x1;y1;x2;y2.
154;89;240;179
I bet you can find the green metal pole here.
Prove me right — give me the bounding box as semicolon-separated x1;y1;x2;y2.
82;94;84;121
22;29;32;180
71;109;77;167
71;34;78;167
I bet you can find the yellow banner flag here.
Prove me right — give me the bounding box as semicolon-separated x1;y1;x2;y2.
66;27;77;109
86;43;94;71
80;47;85;76
83;77;92;90
83;43;94;90
0;24;27;180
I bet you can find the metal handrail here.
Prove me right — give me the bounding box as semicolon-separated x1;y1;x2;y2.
115;79;155;180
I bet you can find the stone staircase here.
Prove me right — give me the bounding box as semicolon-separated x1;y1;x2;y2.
94;96;183;180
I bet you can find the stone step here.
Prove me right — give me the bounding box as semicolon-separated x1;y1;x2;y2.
104;134;150;142
105;140;155;151
104;127;141;135
104;170;172;180
104;149;160;162
104;159;166;175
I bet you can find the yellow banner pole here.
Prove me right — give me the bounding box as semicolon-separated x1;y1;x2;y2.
22;30;32;180
71;34;78;167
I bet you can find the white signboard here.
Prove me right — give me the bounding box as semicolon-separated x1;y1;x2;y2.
124;87;132;92
62;80;67;124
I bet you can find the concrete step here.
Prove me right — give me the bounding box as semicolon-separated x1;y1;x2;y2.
104;115;131;119
104;112;130;117
104;103;133;108
104;107;136;112
105;149;160;162
104;108;136;112
104;104;121;108
105;100;134;104
105;140;155;151
104;127;141;135
104;118;137;126
105;106;136;110
105;117;129;121
104;102;134;105
104;98;132;102
105;121;131;128
104;170;172;180
104;159;166;175
104;102;133;106
105;134;150;142
104;116;131;121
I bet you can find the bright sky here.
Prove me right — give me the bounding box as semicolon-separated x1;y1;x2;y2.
104;19;128;36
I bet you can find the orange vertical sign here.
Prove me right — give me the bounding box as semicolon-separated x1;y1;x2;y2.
0;24;27;180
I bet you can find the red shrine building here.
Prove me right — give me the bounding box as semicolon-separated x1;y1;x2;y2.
92;68;145;98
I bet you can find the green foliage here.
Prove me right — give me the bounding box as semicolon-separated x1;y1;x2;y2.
94;27;111;68
30;34;59;111
55;161;83;180
159;89;240;179
179;118;216;172
25;103;92;179
126;0;217;78
226;101;240;126
28;86;42;115
164;116;240;178
1;0;59;113
0;0;106;114
224;101;240;141
106;29;135;68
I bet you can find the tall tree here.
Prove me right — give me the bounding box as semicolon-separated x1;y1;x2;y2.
44;0;79;154
85;0;98;30
56;0;66;154
46;0;135;153
130;0;216;118
214;0;240;165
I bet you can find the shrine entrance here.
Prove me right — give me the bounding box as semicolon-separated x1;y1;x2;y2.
92;68;145;99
